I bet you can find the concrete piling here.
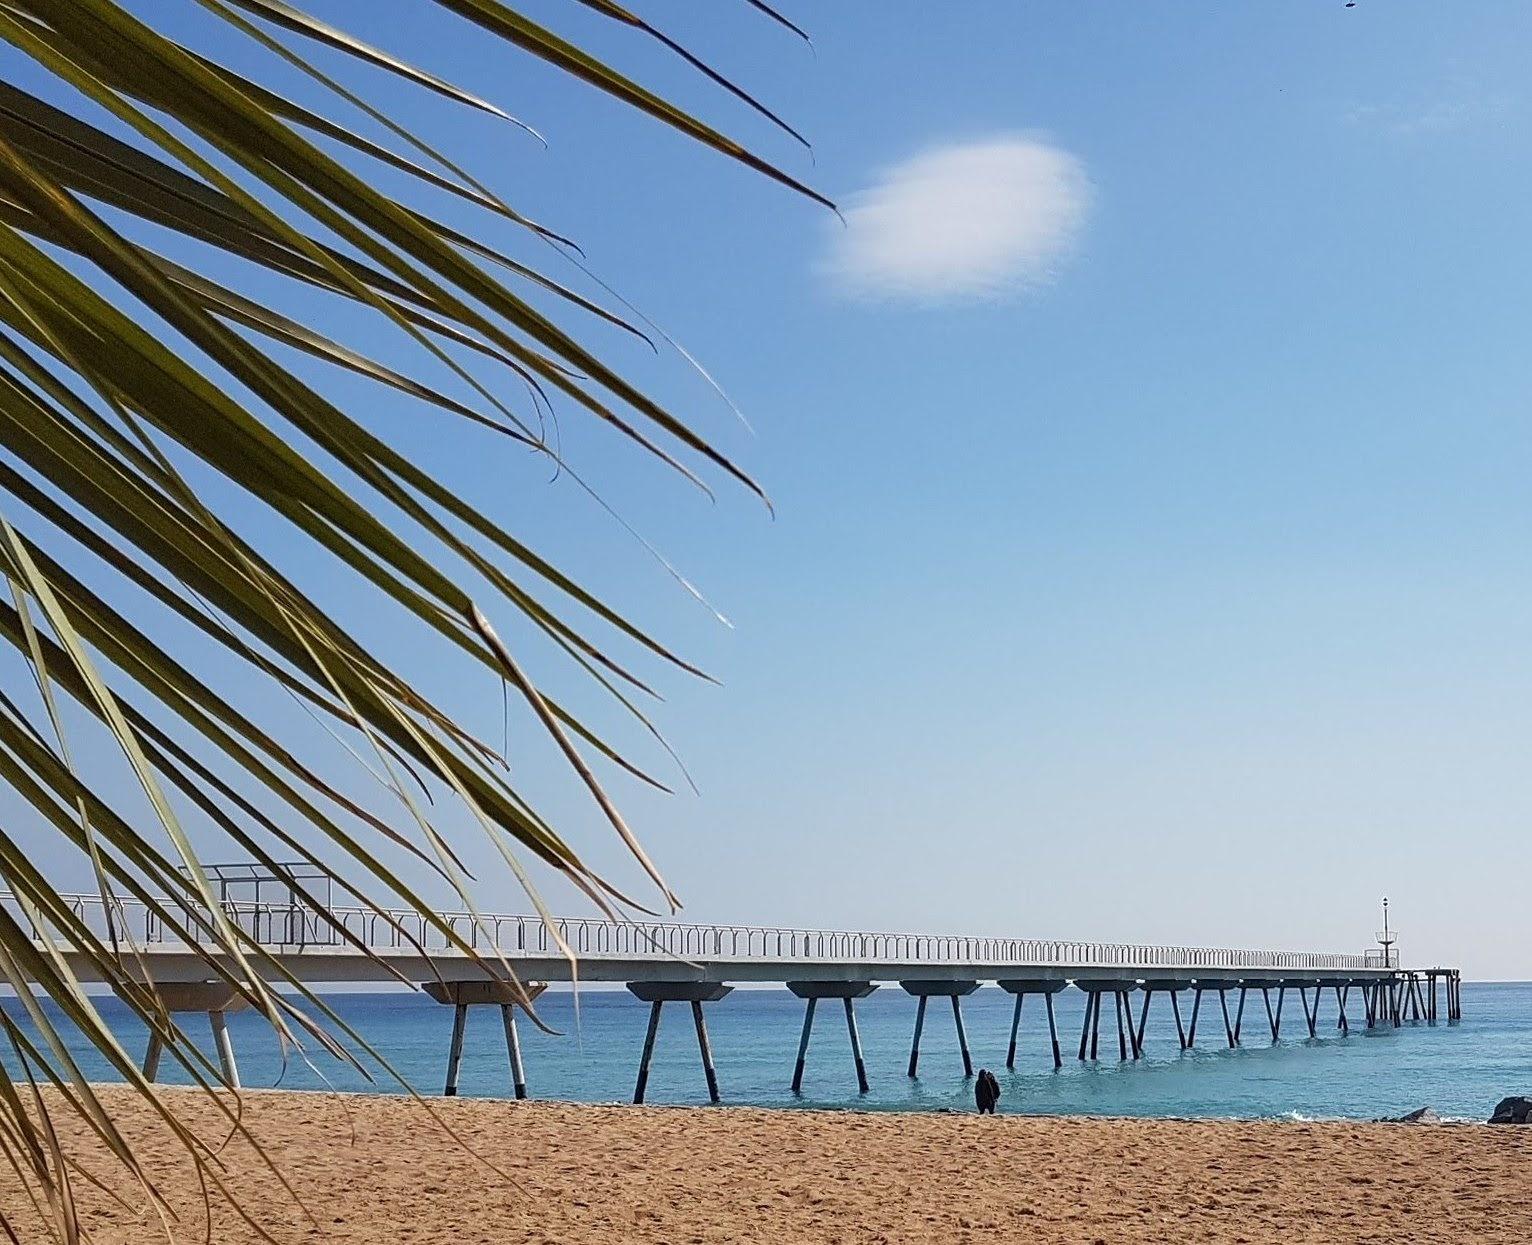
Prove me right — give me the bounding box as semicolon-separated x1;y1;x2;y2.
787;982;877;1094
900;981;978;1078
134;982;247;1088
424;980;546;1100
626;981;733;1105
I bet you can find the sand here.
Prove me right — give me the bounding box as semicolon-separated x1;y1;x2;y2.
4;1087;1528;1243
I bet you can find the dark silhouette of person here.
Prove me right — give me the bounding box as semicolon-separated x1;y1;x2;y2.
975;1068;1001;1114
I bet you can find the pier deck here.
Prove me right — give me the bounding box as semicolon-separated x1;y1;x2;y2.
6;893;1460;1104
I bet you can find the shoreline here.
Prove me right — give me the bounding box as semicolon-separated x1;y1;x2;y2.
83;1077;1499;1125
5;1085;1527;1242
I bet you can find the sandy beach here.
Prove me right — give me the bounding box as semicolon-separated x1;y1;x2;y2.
4;1087;1528;1243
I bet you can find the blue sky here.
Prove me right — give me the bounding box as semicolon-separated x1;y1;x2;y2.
9;3;1532;978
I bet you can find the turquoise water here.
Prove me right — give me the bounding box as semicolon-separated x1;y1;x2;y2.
4;982;1523;1121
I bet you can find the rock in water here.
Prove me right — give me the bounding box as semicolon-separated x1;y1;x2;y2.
1388;1107;1439;1124
1489;1096;1532;1124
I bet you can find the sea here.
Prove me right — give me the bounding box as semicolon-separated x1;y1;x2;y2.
4;981;1526;1121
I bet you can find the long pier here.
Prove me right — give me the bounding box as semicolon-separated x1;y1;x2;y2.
10;891;1461;1104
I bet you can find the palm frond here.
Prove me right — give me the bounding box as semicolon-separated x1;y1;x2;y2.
0;0;823;1236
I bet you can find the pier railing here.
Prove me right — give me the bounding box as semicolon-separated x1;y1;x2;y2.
9;892;1395;971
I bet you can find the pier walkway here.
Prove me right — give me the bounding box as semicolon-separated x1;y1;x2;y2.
7;891;1461;1104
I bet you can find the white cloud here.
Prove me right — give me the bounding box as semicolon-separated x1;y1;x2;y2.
1345;84;1513;139
824;136;1089;304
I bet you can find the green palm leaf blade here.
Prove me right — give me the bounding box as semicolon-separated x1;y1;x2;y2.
0;0;829;1236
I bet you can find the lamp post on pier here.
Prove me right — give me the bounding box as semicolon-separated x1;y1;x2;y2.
1377;897;1396;968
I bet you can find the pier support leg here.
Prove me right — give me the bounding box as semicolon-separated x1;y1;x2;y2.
909;995;927;1078
1233;987;1247;1045
209;1010;239;1090
634;1001;662;1104
951;995;974;1078
1090;991;1103;1060
502;1004;533;1090
1078;991;1093;1061
899;982;976;1077
626;981;733;1105
1274;985;1285;1039
1170;990;1186;1049
500;1005;528;1099
133;983;247;1090
792;997;816;1093
1218;989;1235;1048
142;1034;163;1083
1262;987;1276;1041
1363;983;1376;1028
425;981;546;1101
1335;986;1349;1034
1114;991;1129;1062
1187;989;1202;1047
788;983;876;1093
1007;992;1024;1070
1299;987;1317;1039
691;1001;721;1104
844;998;870;1094
443;1003;468;1097
1136;990;1152;1055
1045;992;1063;1069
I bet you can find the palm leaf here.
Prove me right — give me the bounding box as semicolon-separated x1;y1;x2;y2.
0;1;825;1237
